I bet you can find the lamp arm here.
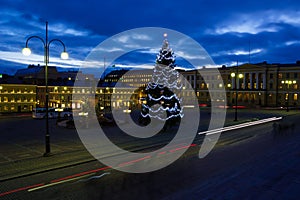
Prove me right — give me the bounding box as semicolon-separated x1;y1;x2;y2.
48;39;67;52
25;36;46;47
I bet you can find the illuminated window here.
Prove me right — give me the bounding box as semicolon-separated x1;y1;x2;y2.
201;83;205;89
294;84;298;90
294;94;298;101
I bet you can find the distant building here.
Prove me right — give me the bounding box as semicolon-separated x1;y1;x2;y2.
0;84;36;112
1;62;300;113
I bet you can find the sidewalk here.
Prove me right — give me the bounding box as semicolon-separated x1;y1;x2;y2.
0;112;32;119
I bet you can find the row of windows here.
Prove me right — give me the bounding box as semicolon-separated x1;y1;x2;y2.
0;90;34;94
123;75;152;78
185;72;299;82
0;105;33;112
0;97;35;103
186;75;222;81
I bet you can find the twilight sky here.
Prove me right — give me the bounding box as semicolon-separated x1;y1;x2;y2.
1;0;300;74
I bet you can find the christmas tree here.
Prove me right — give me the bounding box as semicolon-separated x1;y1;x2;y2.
139;34;183;130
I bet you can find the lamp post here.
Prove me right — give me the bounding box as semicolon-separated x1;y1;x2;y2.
231;62;243;121
281;80;296;112
23;21;68;156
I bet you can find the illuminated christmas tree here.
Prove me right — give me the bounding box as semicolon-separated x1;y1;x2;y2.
140;34;183;130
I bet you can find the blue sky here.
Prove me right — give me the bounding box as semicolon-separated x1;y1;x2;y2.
1;0;300;74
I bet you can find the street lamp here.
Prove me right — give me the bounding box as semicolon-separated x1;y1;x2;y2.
23;21;68;156
231;67;243;121
281;80;296;112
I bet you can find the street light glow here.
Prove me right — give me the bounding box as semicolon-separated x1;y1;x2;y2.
238;73;243;79
22;47;31;56
230;72;235;77
61;51;69;60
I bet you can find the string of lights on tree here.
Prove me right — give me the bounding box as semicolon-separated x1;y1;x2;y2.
140;34;183;124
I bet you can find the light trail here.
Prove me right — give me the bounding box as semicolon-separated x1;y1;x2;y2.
28;173;95;192
198;117;282;136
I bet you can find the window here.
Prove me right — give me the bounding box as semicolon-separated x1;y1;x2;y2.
286;73;290;79
270;73;273;79
294;73;298;79
294;93;298;101
294;84;298;90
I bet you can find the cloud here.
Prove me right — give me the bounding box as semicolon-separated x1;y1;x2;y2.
0;50;83;68
50;23;91;37
285;40;300;46
209;10;300;35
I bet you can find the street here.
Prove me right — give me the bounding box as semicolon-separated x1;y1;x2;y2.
0;108;299;199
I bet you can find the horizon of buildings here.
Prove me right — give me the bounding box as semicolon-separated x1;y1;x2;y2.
1;60;300;113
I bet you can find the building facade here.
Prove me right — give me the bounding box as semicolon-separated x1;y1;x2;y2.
0;84;36;113
1;62;300;113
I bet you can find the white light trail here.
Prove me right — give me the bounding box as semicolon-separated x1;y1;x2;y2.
198;117;282;136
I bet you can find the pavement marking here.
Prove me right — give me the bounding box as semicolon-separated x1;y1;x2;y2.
198;117;282;136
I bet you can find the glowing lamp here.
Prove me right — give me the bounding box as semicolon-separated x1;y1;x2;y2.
61;51;69;60
22;47;31;56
